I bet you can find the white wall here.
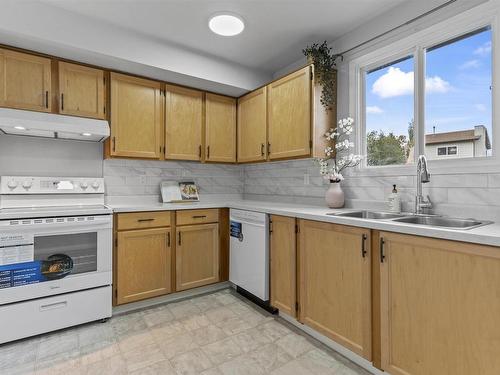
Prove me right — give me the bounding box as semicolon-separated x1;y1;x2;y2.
0;135;102;177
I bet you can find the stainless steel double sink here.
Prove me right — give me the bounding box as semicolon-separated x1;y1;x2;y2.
326;210;491;230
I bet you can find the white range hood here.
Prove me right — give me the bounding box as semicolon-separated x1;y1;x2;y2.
0;108;110;142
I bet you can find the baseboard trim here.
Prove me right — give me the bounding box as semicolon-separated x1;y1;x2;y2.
112;282;231;316
279;312;384;375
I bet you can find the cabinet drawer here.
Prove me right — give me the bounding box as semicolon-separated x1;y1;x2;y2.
116;211;171;230
176;209;219;226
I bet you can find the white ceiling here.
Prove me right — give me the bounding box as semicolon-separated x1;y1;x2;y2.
42;0;408;74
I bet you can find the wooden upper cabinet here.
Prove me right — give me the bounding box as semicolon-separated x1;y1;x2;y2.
268;66;312;160
205;93;236;163
379;232;500;375
176;223;219;291
58;62;105;119
165;85;203;161
110;73;162;159
0;49;51;112
270;215;297;317
237;87;267;163
299;220;371;360
116;227;172;305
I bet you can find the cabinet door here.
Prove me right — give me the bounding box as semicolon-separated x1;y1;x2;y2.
0;49;51;112
165;85;203;161
270;215;296;317
205;93;236;163
59;62;105;119
116;228;172;305
110;73;162;158
237;88;267;162
379;232;500;375
268;66;312;160
176;223;219;291
299;220;371;359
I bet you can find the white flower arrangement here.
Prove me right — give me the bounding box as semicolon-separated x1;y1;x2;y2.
317;117;362;182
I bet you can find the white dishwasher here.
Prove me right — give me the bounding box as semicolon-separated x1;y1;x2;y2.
229;209;269;304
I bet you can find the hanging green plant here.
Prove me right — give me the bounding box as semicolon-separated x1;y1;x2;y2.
302;41;341;111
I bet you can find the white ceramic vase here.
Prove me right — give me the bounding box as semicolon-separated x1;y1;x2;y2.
325;181;345;208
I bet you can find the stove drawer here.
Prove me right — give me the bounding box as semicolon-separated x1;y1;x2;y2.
0;285;112;344
117;211;171;230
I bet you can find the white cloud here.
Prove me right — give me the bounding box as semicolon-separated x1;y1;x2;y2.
372;67;450;98
425;76;451;94
475;103;487;112
372;67;413;98
366;106;383;114
459;59;480;69
474;41;492;56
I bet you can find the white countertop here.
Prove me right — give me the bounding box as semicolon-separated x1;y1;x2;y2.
109;199;500;247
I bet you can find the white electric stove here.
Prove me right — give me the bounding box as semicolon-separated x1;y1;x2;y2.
0;176;113;344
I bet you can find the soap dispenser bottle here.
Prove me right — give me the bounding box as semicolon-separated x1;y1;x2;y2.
388;184;401;213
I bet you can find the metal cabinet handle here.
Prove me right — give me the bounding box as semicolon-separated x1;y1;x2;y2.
380;237;386;263
178;232;182;245
45;91;49;109
61;93;64;111
207;146;210;159
137;218;155;222
198;145;202;158
192;215;207;219
261;143;265;156
167;232;171;247
112;137;116;152
267;142;271;156
361;234;368;258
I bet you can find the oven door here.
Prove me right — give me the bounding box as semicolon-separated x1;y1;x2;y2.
0;214;112;304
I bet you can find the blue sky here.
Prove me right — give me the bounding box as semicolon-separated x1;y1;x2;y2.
365;28;492;141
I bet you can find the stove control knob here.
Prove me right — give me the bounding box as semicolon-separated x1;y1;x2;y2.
7;180;18;189
91;181;100;190
22;180;33;189
80;182;89;190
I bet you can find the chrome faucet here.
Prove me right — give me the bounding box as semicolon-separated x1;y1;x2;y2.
415;155;432;214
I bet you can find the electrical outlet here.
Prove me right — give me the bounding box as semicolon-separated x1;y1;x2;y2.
304;173;310;185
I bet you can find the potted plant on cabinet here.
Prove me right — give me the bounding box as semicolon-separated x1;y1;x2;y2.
303;41;361;208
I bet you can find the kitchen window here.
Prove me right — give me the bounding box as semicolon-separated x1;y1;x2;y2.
352;6;497;172
365;55;415;166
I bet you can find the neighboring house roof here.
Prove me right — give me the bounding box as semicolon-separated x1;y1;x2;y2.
425;126;491;149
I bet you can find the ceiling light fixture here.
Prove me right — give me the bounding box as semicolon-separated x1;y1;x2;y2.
14;126;26;130
209;13;245;36
81;132;92;137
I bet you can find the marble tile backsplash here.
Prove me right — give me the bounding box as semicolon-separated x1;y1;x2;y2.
103;158;500;221
103;159;244;203
242;159;500;222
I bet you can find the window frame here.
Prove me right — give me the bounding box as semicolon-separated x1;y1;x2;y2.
349;4;499;176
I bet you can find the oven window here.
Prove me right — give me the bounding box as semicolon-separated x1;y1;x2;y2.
34;233;97;275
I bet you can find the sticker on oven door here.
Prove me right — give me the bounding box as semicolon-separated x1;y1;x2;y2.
0;261;44;289
230;221;243;242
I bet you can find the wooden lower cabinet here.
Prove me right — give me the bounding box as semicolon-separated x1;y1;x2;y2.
379;232;500;375
116;227;172;305
269;215;297;317
176;223;219;291
298;220;372;359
